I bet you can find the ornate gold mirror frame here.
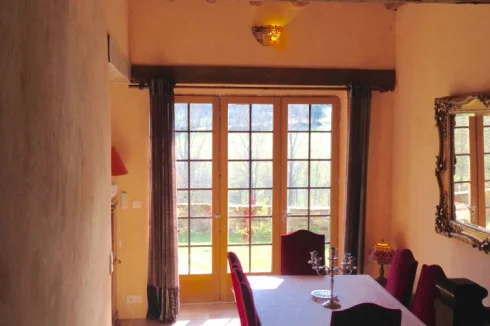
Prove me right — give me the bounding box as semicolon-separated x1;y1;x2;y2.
435;93;490;254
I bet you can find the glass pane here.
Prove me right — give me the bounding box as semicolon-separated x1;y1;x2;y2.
311;104;332;131
178;247;189;275
190;103;212;130
454;128;470;154
178;219;189;245
228;133;249;160
454;155;470;182
228;246;250;273
190;247;212;274
251;133;273;159
455;115;469;127
175;132;188;160
190;219;212;245
175;103;188;131
228;218;249;244
252;104;273;131
486;208;490;229
288;133;309;159
251;161;273;188
229;161;249;188
484;127;490;153
310;189;330;216
229;104;250;131
287;189;308;214
190;162;212;188
287;216;308;233
177;191;188;217
176;161;188;189
190;132;212;160
251;246;272;273
485;154;490;180
288;104;309;131
310;161;331;188
453;182;470;207
228;190;249;216
311;133;331;159
484;116;490;126
251;218;272;244
190;190;212;217
287;160;308;187
251;189;272;216
310;216;330;242
485;181;490;208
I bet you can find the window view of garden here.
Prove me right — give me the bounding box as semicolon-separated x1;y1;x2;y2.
175;100;333;275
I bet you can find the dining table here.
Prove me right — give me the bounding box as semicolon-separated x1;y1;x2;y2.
248;274;425;326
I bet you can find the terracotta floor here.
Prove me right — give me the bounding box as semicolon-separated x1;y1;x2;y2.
119;303;240;326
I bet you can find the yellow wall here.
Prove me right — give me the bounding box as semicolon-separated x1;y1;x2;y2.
0;1;111;325
112;1;396;318
392;4;490;304
129;0;395;68
111;82;150;319
106;0;129;59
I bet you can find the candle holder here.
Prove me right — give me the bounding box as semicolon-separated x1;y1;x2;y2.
308;247;357;309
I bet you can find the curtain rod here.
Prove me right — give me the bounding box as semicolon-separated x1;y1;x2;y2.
128;83;350;91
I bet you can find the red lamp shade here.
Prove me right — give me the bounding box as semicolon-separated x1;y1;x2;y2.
369;240;395;265
111;146;128;176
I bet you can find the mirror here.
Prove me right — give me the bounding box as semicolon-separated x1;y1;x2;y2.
435;93;490;253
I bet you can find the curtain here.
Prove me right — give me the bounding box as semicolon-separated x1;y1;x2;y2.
344;83;372;274
147;78;179;323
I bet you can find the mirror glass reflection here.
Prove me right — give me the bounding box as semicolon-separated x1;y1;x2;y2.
453;114;490;229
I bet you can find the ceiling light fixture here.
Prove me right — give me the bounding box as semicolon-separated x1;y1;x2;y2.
251;25;283;46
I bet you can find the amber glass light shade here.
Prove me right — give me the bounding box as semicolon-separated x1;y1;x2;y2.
251;25;283;46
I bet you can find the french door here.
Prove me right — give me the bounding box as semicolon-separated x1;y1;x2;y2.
175;95;339;303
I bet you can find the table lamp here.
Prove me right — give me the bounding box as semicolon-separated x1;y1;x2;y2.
369;240;394;287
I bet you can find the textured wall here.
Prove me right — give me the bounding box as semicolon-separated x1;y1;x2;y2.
392;4;490;303
129;0;395;68
110;83;150;319
0;1;111;325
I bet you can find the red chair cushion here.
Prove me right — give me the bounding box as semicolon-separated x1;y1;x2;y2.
281;229;325;275
410;264;447;326
385;249;418;307
234;268;261;326
227;252;247;325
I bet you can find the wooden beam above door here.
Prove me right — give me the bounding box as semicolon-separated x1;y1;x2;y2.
131;65;396;92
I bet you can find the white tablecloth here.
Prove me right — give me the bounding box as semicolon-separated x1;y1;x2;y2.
249;275;425;326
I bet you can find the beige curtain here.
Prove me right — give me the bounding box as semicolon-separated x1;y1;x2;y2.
146;78;179;323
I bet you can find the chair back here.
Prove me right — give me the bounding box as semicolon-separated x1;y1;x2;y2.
385;249;418;307
234;267;262;326
410;264;447;326
330;303;402;326
281;230;325;275
228;252;247;325
228;251;244;274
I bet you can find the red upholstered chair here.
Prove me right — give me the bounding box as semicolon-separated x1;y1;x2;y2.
227;251;244;275
385;249;418;307
330;303;402;326
410;264;447;326
228;252;247;325
233;267;262;326
281;230;325;275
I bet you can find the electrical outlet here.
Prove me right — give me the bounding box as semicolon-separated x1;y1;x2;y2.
126;295;142;304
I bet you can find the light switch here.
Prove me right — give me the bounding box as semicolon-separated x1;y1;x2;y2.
132;200;142;209
121;191;128;210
